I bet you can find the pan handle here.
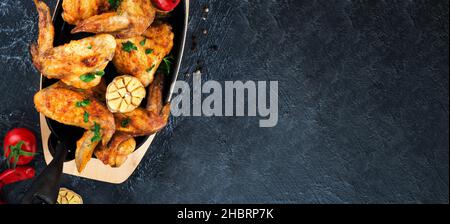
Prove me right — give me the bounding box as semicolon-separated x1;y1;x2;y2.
21;136;68;204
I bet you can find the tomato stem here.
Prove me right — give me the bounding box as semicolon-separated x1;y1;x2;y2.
5;141;36;169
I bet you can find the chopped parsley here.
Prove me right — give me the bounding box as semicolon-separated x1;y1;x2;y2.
79;71;105;82
140;38;146;46
121;118;131;127
146;64;155;73
122;41;137;53
108;0;121;10
83;111;89;123
76;99;91;107
145;49;154;55
91;122;102;143
87;45;92;49
94;70;105;77
157;55;174;75
80;74;96;82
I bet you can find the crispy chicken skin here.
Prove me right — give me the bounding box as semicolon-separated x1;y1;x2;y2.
85;78;107;102
34;82;115;146
94;133;136;167
92;74;170;167
34;82;116;172
32;0;54;55
75;130;101;172
32;34;117;89
71;0;156;38
31;0;116;89
113;23;174;87
114;74;170;136
62;0;110;25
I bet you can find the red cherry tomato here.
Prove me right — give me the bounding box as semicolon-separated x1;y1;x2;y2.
3;128;37;167
151;0;180;12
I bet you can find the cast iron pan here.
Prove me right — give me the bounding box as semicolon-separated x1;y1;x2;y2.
21;0;188;204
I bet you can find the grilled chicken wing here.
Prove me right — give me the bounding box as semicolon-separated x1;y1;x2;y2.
34;82;116;172
91;75;169;168
31;0;116;89
94;133;136;167
112;23;174;87
114;74;170;136
71;0;156;38
75;130;101;172
85;78;108;102
62;0;110;25
73;74;169;168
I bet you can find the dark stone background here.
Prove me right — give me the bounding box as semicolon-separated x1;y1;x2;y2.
0;0;448;203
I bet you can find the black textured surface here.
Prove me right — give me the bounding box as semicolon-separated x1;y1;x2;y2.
0;0;448;203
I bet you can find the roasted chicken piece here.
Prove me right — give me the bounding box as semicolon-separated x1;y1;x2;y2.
62;0;110;25
94;74;169;167
71;0;156;38
75;130;101;172
112;23;174;87
85;78;107;102
94;133;136;167
31;0;116;89
34;82;116;172
114;73;170;137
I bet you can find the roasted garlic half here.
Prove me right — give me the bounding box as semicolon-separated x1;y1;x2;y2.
106;75;146;113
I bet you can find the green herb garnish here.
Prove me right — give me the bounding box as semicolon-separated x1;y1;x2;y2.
83;111;89;123
87;45;92;49
122;41;137;53
79;71;105;82
157;55;174;75
121;118;131;127
145;49;154;55
76;99;91;107
140;38;146;46
146;64;155;73
94;70;105;77
91;122;102;143
108;0;121;10
80;74;96;82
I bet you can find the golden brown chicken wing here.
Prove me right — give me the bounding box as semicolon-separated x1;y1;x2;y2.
62;0;110;25
112;23;174;87
34;82;116;172
94;133;136;167
71;0;156;38
31;0;116;89
32;0;54;55
89;75;170;168
74;75;169;169
75;130;101;172
114;73;170;137
84;78;108;102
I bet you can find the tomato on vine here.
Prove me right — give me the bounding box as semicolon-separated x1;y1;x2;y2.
3;128;37;168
